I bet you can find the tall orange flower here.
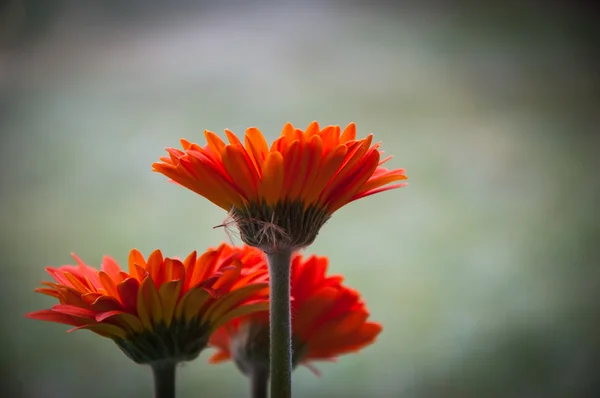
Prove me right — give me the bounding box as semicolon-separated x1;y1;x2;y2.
208;252;382;376
153;121;407;251
26;244;269;366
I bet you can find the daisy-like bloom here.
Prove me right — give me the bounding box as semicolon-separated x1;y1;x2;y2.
26;244;269;366
208;252;382;377
153;121;407;251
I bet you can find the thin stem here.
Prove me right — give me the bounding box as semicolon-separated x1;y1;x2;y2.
250;367;269;398
266;248;293;398
151;361;176;398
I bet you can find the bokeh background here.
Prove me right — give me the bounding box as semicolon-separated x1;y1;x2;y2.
2;1;599;397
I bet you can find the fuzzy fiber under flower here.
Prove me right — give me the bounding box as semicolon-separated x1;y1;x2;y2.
27;244;269;365
208;252;382;375
153;121;407;251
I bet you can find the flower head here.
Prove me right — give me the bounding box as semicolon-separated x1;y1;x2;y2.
153;121;407;251
27;244;269;365
208;252;382;376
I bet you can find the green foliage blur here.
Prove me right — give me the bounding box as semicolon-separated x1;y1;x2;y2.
2;2;599;397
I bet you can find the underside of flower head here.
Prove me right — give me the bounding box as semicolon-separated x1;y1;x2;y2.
27;244;269;365
153;121;407;251
228;200;331;253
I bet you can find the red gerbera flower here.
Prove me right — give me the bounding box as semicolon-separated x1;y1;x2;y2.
208;252;382;376
26;244;269;365
153;121;407;251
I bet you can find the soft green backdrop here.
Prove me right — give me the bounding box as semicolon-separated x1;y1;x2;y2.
2;2;599;397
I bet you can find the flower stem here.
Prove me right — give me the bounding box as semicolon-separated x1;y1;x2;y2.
250;367;269;398
266;248;293;398
151;361;176;398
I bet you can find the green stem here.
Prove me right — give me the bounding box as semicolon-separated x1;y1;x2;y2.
250;366;269;398
266;248;293;398
151;361;176;398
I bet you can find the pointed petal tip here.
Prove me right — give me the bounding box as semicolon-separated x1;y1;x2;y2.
208;351;232;364
304;362;323;377
24;311;37;319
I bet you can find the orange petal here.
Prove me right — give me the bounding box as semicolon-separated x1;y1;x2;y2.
340;122;356;143
51;304;96;319
308;322;382;358
182;250;197;277
208;350;232;364
286;137;313;200
155;158;240;210
46;268;76;289
180;139;192;150
159;280;182;328
244;127;269;174
293;287;338;338
359;168;407;194
280;122;295;137
95;310;144;334
309;311;369;347
138;276;163;329
319;125;340;153
117;277;140;314
89;295;122;312
296;135;324;203
222;145;259;203
304;121;320;137
25;309;82;327
204;130;227;160
212;262;242;292
128;249;146;276
210;301;269;331
82;292;104;304
319;137;372;202
281;140;302;197
351;182;408;202
146;249;164;286
327;149;380;212
292;256;326;299
57;288;91;308
303;144;347;205
260;151;284;205
34;287;59;298
175;288;212;323
186;249;219;290
101;256;122;280
202;283;268;324
162;258;185;284
224;129;243;146
71;254;102;291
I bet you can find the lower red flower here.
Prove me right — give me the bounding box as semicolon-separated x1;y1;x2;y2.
26;244;269;365
209;253;382;375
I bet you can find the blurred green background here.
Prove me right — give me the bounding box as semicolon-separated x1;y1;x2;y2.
2;1;599;397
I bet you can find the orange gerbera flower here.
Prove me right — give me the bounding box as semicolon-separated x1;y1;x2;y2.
27;244;269;365
153;121;407;251
208;252;382;376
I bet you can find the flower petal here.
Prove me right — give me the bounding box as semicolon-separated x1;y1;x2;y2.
159;280;182;328
137;276;163;329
